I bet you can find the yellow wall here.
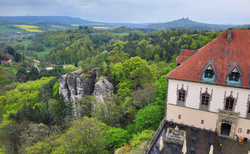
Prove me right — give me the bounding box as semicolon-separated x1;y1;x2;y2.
235;118;250;139
166;104;250;139
166;104;218;131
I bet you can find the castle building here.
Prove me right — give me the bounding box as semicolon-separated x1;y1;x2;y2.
165;29;250;139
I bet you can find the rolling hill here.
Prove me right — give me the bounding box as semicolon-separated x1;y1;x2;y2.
146;18;231;30
0;16;92;25
0;16;248;32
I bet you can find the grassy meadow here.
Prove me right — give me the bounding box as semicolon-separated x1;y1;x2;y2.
0;25;25;33
17;40;32;48
50;25;68;29
37;47;51;60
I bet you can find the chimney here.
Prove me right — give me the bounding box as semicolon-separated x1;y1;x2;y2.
179;46;183;56
227;28;233;41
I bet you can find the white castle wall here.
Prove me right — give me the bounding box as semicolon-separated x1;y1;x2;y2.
167;79;250;118
166;79;250;138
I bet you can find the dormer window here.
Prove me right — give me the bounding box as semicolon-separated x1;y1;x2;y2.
228;68;240;82
226;63;242;87
204;66;214;79
201;61;216;84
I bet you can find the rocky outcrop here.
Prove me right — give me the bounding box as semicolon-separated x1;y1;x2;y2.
59;69;97;101
59;69;114;118
93;77;114;102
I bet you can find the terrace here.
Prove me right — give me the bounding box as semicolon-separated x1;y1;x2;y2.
145;120;249;154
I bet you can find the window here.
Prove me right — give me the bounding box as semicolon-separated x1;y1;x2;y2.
226;64;242;87
229;72;240;82
178;89;186;101
247;102;250;118
247;129;250;134
201;62;216;84
200;93;210;110
178;115;181;119
225;97;235;111
177;89;186;106
176;85;188;106
204;66;214;78
228;67;241;82
201;120;204;124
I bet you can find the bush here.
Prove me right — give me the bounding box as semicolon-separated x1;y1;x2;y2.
104;128;131;152
130;130;155;148
134;105;164;133
115;130;155;153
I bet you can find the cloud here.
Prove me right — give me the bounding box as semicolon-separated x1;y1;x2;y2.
0;0;249;24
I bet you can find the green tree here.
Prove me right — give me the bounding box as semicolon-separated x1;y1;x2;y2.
92;94;122;127
0;118;31;154
0;50;3;63
35;43;45;52
104;128;131;152
20;123;59;151
16;67;29;82
131;83;157;109
107;50;129;64
154;54;161;62
111;57;156;97
77;60;84;68
26;117;110;154
144;44;154;60
4;45;15;56
78;95;122;127
134;105;164;133
50;96;73;129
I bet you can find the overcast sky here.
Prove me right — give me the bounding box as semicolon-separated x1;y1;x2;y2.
0;0;249;24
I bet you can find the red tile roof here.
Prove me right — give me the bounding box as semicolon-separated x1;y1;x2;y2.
182;49;196;57
166;29;250;88
176;49;196;64
177;56;188;64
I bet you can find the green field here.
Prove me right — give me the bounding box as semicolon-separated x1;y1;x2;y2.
17;40;32;48
0;25;25;33
37;47;51;60
17;40;50;60
50;25;68;29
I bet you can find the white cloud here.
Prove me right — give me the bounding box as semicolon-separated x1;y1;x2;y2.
0;0;249;24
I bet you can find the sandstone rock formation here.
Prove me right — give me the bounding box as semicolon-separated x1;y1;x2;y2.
93;77;114;102
59;69;97;102
59;69;114;118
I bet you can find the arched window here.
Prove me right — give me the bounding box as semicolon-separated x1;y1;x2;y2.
200;93;210;110
177;89;186;106
225;97;235;111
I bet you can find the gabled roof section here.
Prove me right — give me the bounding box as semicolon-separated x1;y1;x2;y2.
226;62;241;76
166;29;250;88
177;49;196;65
203;60;216;73
201;60;217;84
226;62;242;87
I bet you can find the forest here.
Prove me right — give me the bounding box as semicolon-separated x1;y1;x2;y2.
0;27;223;153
